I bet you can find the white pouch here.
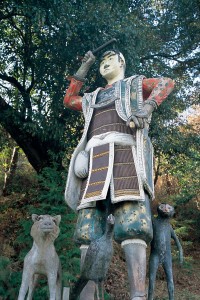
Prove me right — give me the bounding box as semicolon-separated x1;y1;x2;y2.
74;151;89;178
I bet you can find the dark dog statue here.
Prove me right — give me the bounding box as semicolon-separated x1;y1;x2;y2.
148;203;183;300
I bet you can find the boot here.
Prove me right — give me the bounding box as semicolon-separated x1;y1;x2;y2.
122;239;147;300
79;245;96;300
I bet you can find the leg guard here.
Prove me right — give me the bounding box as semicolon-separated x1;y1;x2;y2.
114;197;153;244
122;239;147;300
74;204;107;245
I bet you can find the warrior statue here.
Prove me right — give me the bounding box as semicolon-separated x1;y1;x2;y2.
64;48;174;300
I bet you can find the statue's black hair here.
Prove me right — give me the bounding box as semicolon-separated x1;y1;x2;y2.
100;49;123;63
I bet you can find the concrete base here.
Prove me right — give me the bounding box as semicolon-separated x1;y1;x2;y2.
63;287;70;300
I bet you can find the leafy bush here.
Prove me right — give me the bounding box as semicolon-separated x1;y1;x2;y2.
0;166;80;299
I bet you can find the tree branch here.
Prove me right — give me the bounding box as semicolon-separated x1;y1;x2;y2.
27;65;35;94
0;73;25;94
9;16;25;42
0;95;50;172
154;154;161;186
0;73;33;118
140;51;183;62
0;82;10;90
0;9;17;20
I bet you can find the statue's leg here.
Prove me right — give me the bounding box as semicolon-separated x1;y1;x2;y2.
122;239;147;300
148;254;159;300
114;196;153;300
26;273;38;300
47;273;57;300
74;203;107;300
163;259;174;300
79;245;96;300
56;263;62;300
18;273;29;300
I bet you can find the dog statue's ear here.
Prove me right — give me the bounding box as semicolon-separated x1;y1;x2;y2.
54;215;61;226
32;214;39;222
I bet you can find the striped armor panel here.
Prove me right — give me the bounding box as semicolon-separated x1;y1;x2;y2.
79;100;141;206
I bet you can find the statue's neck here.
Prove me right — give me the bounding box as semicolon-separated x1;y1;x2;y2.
32;233;56;248
157;215;170;222
105;225;114;238
106;73;124;85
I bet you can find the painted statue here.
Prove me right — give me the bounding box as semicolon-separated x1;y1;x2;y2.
64;49;174;300
70;214;115;300
148;204;183;300
18;214;62;300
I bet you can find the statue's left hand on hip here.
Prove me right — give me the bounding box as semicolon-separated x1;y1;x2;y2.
126;103;154;129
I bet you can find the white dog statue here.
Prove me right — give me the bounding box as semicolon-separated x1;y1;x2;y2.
18;214;62;300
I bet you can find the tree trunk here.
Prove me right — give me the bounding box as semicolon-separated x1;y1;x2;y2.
154;155;161;186
0;96;63;172
166;173;172;195
3;147;19;196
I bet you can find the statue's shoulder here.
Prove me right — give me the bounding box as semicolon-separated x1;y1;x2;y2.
82;87;102;113
82;91;94;107
124;75;144;85
83;92;93;102
83;87;101;100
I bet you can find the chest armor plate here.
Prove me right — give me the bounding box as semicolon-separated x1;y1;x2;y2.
87;86;135;140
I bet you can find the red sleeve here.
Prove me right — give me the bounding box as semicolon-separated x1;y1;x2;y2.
63;78;83;111
142;77;175;106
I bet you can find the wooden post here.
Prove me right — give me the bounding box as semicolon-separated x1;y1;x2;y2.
63;287;70;300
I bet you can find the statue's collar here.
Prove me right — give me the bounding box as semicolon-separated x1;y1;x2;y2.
90;80;122;109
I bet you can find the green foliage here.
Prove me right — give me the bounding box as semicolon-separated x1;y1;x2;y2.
36;165;66;204
0;125;14;187
154;110;200;242
0;0;199;171
0;166;80;298
0;257;21;299
0;1;199;297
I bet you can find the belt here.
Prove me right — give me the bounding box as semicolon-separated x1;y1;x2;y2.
85;131;135;152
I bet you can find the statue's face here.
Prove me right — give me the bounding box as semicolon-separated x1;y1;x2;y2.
157;203;175;218
99;53;124;81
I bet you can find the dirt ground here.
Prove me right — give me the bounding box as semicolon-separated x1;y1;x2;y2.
1;194;200;300
105;242;200;300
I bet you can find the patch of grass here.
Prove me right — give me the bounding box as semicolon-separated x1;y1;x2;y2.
175;289;200;300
